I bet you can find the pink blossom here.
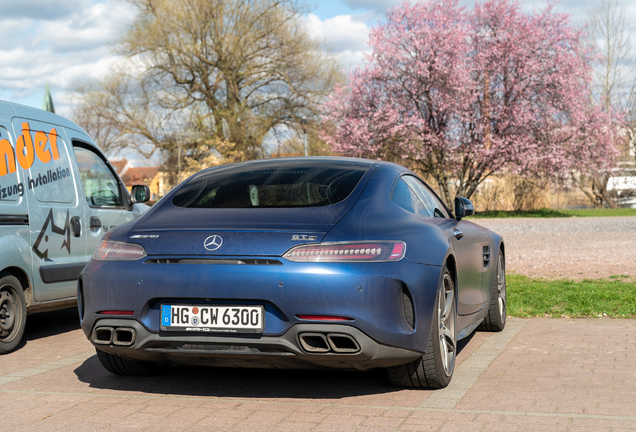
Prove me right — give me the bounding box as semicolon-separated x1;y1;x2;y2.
321;0;620;203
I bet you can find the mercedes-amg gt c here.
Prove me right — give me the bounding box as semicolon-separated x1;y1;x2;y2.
79;157;506;388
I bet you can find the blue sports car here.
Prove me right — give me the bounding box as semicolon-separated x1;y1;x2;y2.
79;157;506;388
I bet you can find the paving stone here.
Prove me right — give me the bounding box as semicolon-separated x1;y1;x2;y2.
2;315;636;431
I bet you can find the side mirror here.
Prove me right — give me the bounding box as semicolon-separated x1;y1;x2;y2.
454;197;474;220
131;185;151;203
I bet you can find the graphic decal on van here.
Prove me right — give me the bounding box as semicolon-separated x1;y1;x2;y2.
0;122;61;176
0;122;72;202
32;209;71;261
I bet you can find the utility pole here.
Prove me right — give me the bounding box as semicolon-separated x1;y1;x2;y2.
301;117;308;156
178;131;182;185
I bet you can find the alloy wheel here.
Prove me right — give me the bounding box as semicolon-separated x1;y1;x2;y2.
497;254;506;320
438;273;456;377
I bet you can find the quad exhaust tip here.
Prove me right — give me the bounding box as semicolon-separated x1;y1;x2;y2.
113;327;136;346
327;333;360;353
298;333;330;353
92;326;136;346
93;327;113;345
299;332;360;354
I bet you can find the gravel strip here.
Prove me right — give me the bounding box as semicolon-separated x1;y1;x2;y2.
471;216;636;279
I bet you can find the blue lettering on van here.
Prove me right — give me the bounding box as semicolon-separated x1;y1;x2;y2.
0;166;69;201
0;182;25;200
32;209;71;261
28;167;71;190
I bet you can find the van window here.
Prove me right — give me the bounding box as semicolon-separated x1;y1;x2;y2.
0;127;22;202
74;146;123;208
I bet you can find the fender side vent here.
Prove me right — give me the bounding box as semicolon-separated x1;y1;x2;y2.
483;246;491;267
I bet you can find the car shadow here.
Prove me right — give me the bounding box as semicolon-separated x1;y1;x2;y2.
73;332;474;398
13;307;80;351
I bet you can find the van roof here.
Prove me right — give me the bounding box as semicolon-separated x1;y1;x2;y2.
0;99;88;136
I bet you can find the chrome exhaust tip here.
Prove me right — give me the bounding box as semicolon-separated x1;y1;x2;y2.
93;327;114;345
298;333;330;353
327;333;360;353
113;327;136;346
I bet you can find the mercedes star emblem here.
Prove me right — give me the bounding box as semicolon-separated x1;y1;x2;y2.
204;235;223;251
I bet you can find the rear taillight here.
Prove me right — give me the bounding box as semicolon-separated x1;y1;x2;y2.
92;241;147;261
283;241;406;263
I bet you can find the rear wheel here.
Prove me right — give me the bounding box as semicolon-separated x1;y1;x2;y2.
0;273;27;354
478;250;506;332
96;349;163;376
388;267;456;388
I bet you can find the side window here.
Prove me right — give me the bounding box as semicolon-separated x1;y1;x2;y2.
391;178;430;216
73;146;123;208
403;176;450;218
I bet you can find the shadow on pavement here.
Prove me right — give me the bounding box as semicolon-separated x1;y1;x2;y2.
73;332;474;398
13;308;81;352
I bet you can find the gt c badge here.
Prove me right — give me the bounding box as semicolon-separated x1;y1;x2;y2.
292;235;317;241
204;235;223;251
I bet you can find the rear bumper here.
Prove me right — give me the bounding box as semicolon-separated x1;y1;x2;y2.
88;319;422;370
79;257;443;353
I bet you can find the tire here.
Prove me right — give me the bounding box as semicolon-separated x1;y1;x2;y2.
478;250;506;332
96;349;162;376
0;273;27;354
387;267;456;389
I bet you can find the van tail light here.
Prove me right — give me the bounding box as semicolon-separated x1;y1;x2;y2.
93;241;147;261
283;241;406;263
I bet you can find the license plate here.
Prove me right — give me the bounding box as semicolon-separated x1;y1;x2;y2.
161;304;264;333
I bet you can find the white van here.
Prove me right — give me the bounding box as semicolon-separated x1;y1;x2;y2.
0;100;149;354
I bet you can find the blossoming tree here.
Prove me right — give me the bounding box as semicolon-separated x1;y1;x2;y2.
322;0;619;205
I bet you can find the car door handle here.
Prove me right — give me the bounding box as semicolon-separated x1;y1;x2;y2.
453;229;464;240
90;216;101;230
70;216;81;237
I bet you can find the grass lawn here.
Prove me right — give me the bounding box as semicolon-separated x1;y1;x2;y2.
507;274;636;318
468;208;636;218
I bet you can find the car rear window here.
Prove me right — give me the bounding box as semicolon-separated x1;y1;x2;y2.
172;159;372;208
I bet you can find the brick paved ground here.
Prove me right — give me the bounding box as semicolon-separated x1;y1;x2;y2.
2;309;635;431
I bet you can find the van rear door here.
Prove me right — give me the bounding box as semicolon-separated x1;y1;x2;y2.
12;118;87;302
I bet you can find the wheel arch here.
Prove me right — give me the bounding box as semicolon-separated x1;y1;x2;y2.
444;253;458;288
0;266;32;306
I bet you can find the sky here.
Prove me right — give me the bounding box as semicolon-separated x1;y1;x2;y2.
1;0;634;160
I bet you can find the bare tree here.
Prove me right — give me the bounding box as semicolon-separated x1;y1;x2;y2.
582;0;636;207
69;80;126;157
589;0;635;114
72;0;341;177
